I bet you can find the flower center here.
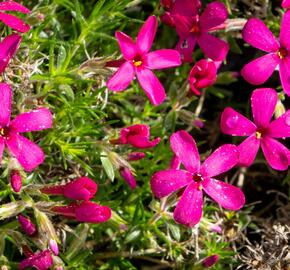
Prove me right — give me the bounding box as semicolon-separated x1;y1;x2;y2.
193;174;203;190
132;55;143;67
190;24;200;34
255;128;265;139
278;47;288;59
0;127;10;139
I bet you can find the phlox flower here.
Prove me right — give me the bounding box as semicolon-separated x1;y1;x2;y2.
0;83;53;171
221;88;290;170
0;0;30;33
282;0;290;8
151;130;245;227
107;15;181;106
241;11;290;96
19;250;53;270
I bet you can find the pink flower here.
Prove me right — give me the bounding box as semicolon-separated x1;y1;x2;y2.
241;12;290;96
120;167;136;189
174;1;229;62
10;169;22;192
18;214;36;236
151;130;245;227
112;124;161;149
52;201;111;224
41;177;98;201
221;88;290;170
282;0;290;8
188;59;217;95
106;15;181;106
202;254;219;268
0;33;22;73
0;83;53;172
0;1;30;33
19;250;53;270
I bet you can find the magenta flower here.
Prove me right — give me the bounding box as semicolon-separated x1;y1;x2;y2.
18;214;37;236
120;167;136;190
221;88;290;170
202;255;219;268
282;0;290;8
241;12;290;96
0;1;30;33
111;124;161;149
188;59;217;95
41;177;98;201
151;130;245;227
19;250;53;270
106;15;181;106
10;169;22;192
0;83;53;172
174;1;229;62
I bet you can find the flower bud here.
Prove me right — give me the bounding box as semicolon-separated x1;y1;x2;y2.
120;167;136;189
18;214;36;236
127;152;146;161
202;254;219;268
49;239;59;256
10;170;22;193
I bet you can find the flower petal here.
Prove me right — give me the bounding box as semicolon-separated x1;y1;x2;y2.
203;178;245;210
0;82;12;126
261;137;289;170
127;136;160;149
220;107;256;136
173;183;203;227
150;169;193;198
280;10;290;49
0;33;22;73
251;88;277;128
10;108;53;133
0;137;4;162
0;12;30;33
241;53;279;85
107;61;134;92
136;68;166;106
144;49;181;69
173;14;196;39
279;57;290;96
282;0;290;8
172;0;201;17
200;1;228;31
197;33;229;61
6;133;45;172
200;144;238;178
175;35;196;63
170;130;200;174
242;18;279;52
115;31;137;60
0;1;30;13
238;135;260;167
267;110;290;138
136;15;158;54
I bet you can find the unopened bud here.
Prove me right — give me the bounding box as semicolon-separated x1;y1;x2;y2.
49;238;59;255
202;254;219;268
18;214;37;236
10;170;22;193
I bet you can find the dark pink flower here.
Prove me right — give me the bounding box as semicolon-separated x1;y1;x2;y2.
19;250;53;270
203;254;219;268
41;177;98;201
0;83;53;172
241;12;290;96
10;170;22;192
18;214;36;236
174;1;229;62
120;167;136;189
106;15;181;106
282;0;290;8
221;88;290;170
151;130;245;227
112;124;161;149
52;201;111;224
0;1;30;33
188;59;217;95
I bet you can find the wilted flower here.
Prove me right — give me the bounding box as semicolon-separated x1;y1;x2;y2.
19;250;53;270
120;167;136;189
18;214;36;236
107;15;181;106
151;130;245;227
221;88;290;170
241;11;290;96
0;83;53;171
10;170;22;192
202;254;219;268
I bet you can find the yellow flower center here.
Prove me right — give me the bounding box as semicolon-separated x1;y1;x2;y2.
0;127;9;138
255;131;262;139
133;60;142;67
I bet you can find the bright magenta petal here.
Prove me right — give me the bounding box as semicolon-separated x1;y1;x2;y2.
107;61;134;92
242;18;279;52
175;35;196;63
200;1;228;31
203;178;245;210
197;33;229;61
237;135;260;167
136;68;166;106
115;31;137;60
241;53;279;85
170;130;200;174
144;49;181;69
151;169;193;198
127;136;160;148
136;15;158;54
279;58;290;96
261;137;289;170
282;0;290;8
6;133;45;172
267;110;290;138
280;10;290;49
0;1;30;13
0;83;12;126
10;108;52;133
200;144;238;178
0;12;30;33
173;14;195;39
221;107;256;136
172;0;201;17
251;88;277;128
173;183;203;227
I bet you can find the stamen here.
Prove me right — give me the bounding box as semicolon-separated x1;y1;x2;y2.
133;60;142;67
255;131;262;139
278;47;288;59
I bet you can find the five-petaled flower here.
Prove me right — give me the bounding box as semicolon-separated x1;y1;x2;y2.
221;88;290;170
19;249;53;270
0;83;53;172
106;15;181;106
151;130;245;227
241;11;290;96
